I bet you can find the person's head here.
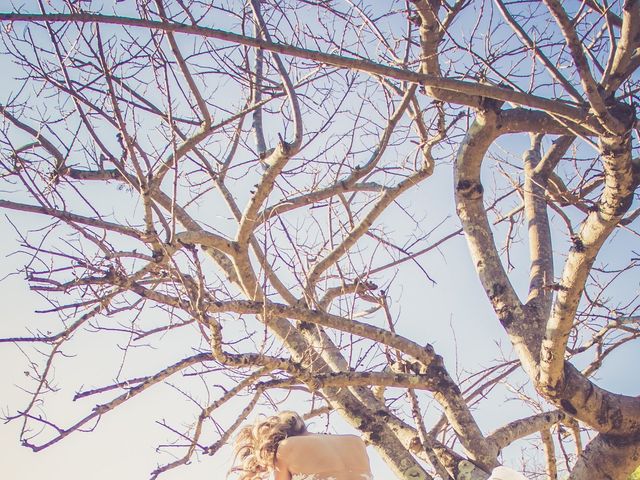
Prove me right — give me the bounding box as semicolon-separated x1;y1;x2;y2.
230;411;307;480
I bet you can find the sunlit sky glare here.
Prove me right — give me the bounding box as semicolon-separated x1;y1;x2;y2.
1;1;639;480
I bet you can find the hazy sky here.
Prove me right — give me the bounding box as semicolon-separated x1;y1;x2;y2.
1;2;639;480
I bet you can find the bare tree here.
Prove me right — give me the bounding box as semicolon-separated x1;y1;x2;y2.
0;1;639;479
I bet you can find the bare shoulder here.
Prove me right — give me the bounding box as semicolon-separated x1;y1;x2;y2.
346;435;368;453
275;435;309;456
276;436;296;454
278;434;371;473
281;434;363;444
339;434;366;445
288;433;366;447
281;433;366;447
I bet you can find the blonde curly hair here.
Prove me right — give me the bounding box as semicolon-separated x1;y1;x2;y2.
230;411;307;480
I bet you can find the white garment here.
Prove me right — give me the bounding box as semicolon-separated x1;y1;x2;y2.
488;466;528;480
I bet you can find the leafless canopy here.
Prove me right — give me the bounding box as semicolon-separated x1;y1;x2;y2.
1;1;639;479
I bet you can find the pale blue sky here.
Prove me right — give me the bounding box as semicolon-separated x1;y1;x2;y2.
1;1;639;480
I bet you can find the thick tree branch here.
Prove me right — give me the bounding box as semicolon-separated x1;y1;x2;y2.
486;410;566;451
542;0;625;134
568;432;640;480
454;112;532;361
540;133;637;399
523;134;554;321
602;0;640;94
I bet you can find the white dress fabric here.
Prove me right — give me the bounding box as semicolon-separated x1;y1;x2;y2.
488;466;529;480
